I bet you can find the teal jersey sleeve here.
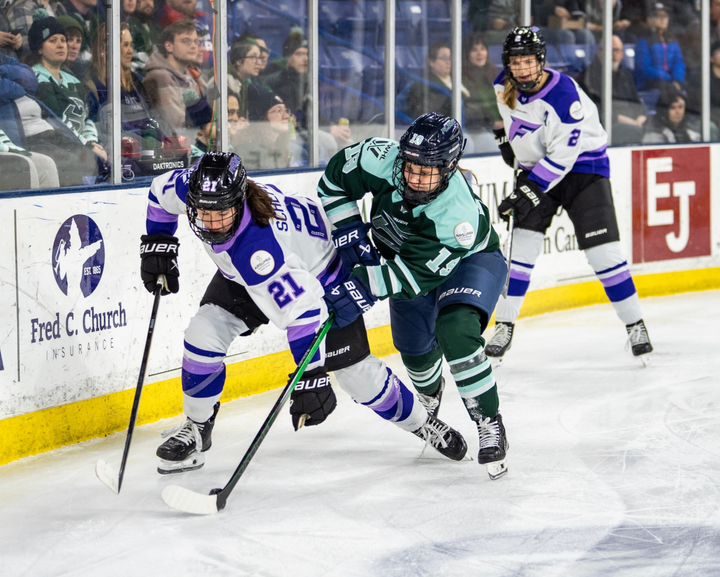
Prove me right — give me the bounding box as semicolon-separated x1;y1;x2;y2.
317;138;398;228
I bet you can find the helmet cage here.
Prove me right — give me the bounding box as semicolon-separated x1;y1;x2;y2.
502;27;546;92
186;152;248;245
392;113;465;207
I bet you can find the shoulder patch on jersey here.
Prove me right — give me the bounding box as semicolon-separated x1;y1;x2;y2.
569;100;584;120
250;250;275;276
454;222;476;247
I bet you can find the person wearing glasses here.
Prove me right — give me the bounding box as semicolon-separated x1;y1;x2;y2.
141;20;210;139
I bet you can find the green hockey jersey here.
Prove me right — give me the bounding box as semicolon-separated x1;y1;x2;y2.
317;137;500;300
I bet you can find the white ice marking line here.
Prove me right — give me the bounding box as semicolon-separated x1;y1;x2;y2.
161;485;219;515
95;459;119;494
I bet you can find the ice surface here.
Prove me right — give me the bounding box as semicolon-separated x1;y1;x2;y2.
1;291;719;576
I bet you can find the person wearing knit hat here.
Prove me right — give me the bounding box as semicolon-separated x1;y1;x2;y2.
282;31;307;58
5;1;56;56
55;14;85;76
247;85;284;122
28;9;107;165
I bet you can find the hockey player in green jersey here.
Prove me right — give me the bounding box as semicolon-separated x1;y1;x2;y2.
318;112;510;480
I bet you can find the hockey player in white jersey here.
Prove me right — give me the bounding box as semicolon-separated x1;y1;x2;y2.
140;152;467;474
487;27;653;363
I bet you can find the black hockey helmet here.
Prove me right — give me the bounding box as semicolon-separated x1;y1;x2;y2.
186;151;248;245
392;112;466;207
502;26;546;92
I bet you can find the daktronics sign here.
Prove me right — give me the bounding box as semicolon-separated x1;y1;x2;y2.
632;147;711;263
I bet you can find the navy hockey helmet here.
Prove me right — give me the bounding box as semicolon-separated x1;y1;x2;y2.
186;151;248;245
502;26;546;92
392;112;466;207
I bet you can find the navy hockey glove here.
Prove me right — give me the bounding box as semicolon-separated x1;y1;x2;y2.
324;273;377;328
140;234;180;295
331;221;381;267
290;368;337;431
498;173;543;223
493;127;515;169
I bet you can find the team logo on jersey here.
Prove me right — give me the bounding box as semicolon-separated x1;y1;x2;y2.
508;116;542;141
52;215;105;298
250;250;275;275
569;101;584;120
454;222;476;247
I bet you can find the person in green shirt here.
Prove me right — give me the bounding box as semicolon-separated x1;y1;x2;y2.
318;113;510;480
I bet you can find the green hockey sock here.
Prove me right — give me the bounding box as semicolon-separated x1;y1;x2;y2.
436;305;499;420
400;348;443;396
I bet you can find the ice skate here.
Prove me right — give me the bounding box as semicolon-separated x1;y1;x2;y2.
157;403;219;474
476;414;509;480
413;413;468;461
417;377;445;418
626;319;652;366
485;322;514;361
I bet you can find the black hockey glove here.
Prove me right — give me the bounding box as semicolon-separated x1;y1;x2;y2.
289;368;337;431
140;234;180;295
498;173;543;223
331;221;381;268
493;127;515;169
324;272;377;328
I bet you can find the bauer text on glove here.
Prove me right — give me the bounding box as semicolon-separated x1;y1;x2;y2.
289;369;337;431
324;274;377;328
331;221;381;267
497;174;543;223
140;234;180;295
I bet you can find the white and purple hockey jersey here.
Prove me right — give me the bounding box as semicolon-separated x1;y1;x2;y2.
494;69;609;191
145;169;345;364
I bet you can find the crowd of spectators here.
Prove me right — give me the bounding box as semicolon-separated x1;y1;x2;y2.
1;0;719;190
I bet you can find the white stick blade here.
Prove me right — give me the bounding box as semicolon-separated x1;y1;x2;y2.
95;459;119;494
161;485;219;515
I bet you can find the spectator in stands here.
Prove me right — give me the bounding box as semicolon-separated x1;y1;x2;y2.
141;20;210;139
679;0;720;114
52;0;103;36
121;0;135;22
227;90;248;151
57;14;86;78
1;50;101;185
25;13;106;161
407;41;467;120
157;0;211;66
235;32;270;76
234;86;293;170
128;0;161;70
0;12;22;58
634;3;685;91
263;31;347;158
0;53;59;188
218;41;264;118
643;84;699;143
462;33;502;151
579;35;646;145
567;0;629;43
5;0;57;56
485;0;589;45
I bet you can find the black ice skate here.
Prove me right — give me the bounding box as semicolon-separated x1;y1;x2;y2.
485;322;514;361
157;402;219;474
476;414;509;480
417;377;445;418
626;319;653;365
412;413;467;461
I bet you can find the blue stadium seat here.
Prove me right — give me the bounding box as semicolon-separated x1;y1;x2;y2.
335;17;382;48
558;44;597;75
248;15;292;55
488;45;503;67
623;43;636;71
319;0;361;29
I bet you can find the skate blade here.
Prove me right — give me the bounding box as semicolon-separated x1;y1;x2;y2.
157;452;205;475
639;353;652;367
485;459;508;480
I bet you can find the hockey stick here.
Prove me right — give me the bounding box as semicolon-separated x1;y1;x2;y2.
161;313;335;515
501;168;518;298
96;275;166;494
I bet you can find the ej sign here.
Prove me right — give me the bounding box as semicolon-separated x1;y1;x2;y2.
632;148;711;263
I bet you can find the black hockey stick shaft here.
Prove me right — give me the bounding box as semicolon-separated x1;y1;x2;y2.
214;313;334;511
501;169;518;298
117;276;165;493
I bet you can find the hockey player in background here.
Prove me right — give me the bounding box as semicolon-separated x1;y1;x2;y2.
317;113;510;480
487;26;653;364
140;152;467;474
